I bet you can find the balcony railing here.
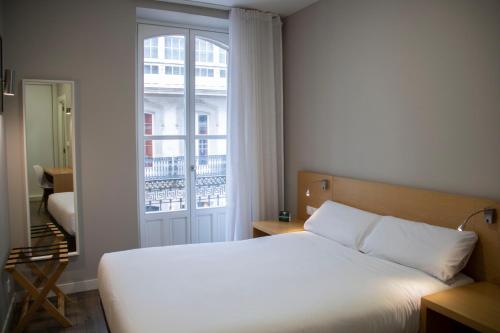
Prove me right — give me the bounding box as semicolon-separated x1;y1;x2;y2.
145;155;226;180
144;155;227;212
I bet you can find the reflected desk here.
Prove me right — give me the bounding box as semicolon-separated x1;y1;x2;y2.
44;168;73;193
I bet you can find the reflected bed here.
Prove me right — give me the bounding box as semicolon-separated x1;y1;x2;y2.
47;192;75;236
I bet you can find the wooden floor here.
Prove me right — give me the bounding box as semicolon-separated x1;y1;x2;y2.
10;290;109;333
29;199;51;227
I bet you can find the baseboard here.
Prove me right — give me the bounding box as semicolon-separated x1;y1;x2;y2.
29;194;43;201
57;278;98;295
1;295;15;333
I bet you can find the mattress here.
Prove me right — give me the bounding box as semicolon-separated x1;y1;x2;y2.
98;231;472;333
47;192;75;235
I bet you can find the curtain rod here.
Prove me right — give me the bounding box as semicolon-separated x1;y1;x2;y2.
151;0;281;18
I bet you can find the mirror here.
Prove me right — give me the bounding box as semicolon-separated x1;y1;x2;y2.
22;80;79;255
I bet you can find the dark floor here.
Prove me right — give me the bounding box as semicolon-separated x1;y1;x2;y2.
30;199;50;227
29;199;77;252
10;290;108;333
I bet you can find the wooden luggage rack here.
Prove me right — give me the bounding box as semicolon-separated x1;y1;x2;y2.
4;222;72;333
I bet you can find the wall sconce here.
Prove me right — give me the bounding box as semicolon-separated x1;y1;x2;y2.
457;208;496;231
65;107;72;115
3;69;15;96
305;179;329;197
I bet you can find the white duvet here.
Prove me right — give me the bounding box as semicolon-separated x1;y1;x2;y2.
98;231;470;333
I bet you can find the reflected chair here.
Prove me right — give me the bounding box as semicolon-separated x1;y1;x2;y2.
33;165;54;213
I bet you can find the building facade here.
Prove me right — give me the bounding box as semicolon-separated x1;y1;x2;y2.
143;35;228;212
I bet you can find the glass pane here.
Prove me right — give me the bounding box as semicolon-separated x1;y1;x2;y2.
144;35;186;136
195;139;226;209
144;140;187;213
195;37;227;136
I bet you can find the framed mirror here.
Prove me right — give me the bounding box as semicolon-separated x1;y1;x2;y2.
22;79;79;255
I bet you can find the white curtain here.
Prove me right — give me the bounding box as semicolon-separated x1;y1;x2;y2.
226;8;284;241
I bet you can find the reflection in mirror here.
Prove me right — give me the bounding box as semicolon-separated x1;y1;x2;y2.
23;80;78;255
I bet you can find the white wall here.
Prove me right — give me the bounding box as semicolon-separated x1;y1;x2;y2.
3;0;140;285
3;0;228;286
283;0;500;214
0;0;14;326
0;114;12;331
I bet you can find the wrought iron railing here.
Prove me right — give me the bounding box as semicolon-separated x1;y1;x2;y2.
144;155;226;180
144;155;227;212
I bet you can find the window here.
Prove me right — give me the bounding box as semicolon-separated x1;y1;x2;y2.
139;27;229;224
165;36;185;60
165;65;185;76
219;49;227;64
195;67;214;77
198;114;208;134
198;139;208;165
195;39;214;63
144;114;153;167
144;38;158;58
198;115;208;165
144;113;153;136
220;69;226;78
144;64;159;74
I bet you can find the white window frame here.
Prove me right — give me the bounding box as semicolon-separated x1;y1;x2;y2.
144;37;159;58
137;22;229;247
165;36;185;61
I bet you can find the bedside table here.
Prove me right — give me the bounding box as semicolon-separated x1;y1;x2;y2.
252;220;304;238
421;282;500;333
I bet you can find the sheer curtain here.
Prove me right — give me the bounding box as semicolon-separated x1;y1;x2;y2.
226;8;284;240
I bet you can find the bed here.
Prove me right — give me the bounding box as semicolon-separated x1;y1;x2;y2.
98;171;500;333
99;231;472;333
47;191;76;235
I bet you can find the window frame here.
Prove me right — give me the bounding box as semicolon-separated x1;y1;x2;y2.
144;37;159;58
137;24;229;247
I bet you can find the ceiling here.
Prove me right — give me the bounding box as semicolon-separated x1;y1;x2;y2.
159;0;320;16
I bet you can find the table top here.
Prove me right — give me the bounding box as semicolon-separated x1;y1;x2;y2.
253;219;305;235
422;282;500;333
44;167;73;176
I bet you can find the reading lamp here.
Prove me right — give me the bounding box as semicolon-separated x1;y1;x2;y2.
457;208;496;231
305;179;329;197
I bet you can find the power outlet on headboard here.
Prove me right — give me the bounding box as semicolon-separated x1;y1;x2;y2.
484;208;496;225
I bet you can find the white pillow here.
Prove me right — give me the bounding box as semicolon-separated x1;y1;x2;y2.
304;200;381;250
360;216;478;281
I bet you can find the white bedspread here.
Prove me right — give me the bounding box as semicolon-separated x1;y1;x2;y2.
47;192;75;235
98;231;471;333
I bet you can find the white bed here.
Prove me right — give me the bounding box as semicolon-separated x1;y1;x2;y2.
47;192;75;235
98;231;472;333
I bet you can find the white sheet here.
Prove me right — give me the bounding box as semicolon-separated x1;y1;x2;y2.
47;192;75;235
98;232;472;333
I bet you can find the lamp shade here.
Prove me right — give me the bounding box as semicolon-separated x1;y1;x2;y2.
3;69;15;96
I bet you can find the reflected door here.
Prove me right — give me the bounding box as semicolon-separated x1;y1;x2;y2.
138;25;228;247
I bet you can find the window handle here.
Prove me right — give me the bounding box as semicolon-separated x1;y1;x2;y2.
190;165;196;173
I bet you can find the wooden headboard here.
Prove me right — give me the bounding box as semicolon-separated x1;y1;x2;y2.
298;171;500;284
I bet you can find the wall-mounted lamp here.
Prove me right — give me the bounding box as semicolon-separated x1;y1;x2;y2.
305;179;329;197
3;69;15;96
65;107;72;115
457;208;496;231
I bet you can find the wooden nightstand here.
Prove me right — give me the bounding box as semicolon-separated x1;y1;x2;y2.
252;220;304;238
421;282;500;333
